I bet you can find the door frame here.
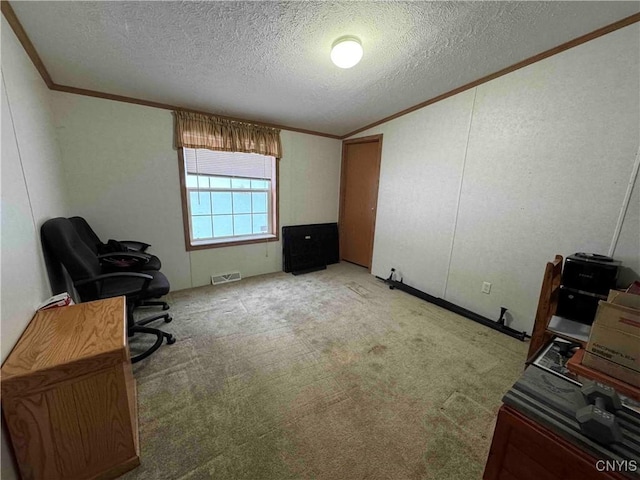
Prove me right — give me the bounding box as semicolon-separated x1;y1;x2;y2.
339;134;383;272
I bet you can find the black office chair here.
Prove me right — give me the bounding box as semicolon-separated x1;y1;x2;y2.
69;216;168;310
41;217;175;363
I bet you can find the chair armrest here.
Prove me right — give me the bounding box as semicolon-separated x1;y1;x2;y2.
119;240;151;252
97;252;149;261
75;272;153;298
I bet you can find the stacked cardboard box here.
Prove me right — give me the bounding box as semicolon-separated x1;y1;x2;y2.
584;289;640;387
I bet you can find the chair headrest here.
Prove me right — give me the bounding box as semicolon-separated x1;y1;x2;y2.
68;216;103;253
41;217;101;281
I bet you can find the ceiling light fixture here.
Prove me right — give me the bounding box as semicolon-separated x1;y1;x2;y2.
330;36;363;69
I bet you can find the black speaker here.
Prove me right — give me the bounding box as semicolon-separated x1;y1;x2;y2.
556;287;602;325
562;253;620;296
557;253;620;325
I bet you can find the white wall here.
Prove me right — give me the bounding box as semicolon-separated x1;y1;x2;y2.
51;94;342;289
1;17;69;479
351;24;640;334
370;90;475;297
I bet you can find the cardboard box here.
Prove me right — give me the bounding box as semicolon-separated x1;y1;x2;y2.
596;291;640;335
582;350;640;388
586;323;640;372
586;290;640;373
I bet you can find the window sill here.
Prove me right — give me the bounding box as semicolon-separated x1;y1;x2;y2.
187;233;279;251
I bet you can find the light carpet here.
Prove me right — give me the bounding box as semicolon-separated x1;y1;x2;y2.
123;262;527;480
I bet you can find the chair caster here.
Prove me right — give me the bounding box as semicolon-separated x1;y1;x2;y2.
164;316;173;323
162;304;170;311
166;335;176;345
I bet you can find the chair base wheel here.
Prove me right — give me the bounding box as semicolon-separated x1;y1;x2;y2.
165;316;173;323
166;335;176;345
162;304;170;311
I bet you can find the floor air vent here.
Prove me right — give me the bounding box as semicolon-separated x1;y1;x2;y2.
211;272;242;285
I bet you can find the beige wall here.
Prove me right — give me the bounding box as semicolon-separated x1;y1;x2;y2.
1;17;70;480
51;93;342;289
350;23;640;334
189;130;342;286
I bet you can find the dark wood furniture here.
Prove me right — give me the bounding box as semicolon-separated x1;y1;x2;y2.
484;405;627;480
1;297;139;480
527;254;592;364
567;349;640;402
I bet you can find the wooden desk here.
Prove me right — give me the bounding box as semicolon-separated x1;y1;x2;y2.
484;405;627;480
1;297;139;480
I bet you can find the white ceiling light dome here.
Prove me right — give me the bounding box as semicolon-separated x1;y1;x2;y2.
331;36;363;69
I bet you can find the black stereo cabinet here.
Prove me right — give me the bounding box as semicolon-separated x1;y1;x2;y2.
282;223;339;275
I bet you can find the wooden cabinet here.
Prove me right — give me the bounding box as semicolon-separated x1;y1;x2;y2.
484;405;627;480
1;297;139;480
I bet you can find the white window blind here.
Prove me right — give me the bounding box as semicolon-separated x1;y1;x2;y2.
182;148;277;244
184;149;273;180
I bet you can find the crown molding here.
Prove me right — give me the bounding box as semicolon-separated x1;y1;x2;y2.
1;0;53;88
340;11;640;139
1;0;341;140
48;84;342;139
2;1;638;141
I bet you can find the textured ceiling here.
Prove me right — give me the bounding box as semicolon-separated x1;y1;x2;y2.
9;1;640;136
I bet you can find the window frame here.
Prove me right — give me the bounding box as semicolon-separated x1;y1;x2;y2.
177;148;279;251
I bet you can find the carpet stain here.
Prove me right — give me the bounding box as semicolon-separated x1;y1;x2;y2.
370;362;384;372
329;347;361;365
368;344;388;355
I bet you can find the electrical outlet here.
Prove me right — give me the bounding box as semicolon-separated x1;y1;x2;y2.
482;282;492;294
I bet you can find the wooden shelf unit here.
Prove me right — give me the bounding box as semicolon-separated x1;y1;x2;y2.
1;297;140;480
527;255;565;362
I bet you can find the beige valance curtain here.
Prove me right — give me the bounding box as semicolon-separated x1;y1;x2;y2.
174;111;282;158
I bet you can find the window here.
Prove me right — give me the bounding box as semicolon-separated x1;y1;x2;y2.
179;148;278;249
